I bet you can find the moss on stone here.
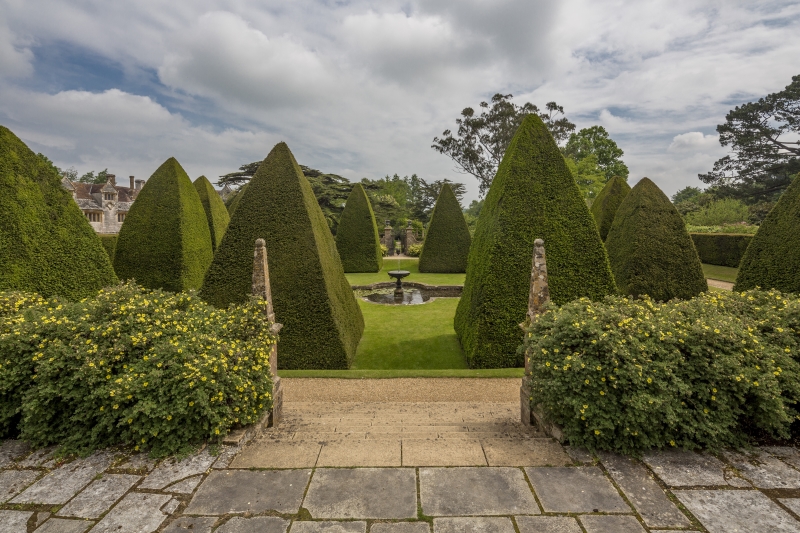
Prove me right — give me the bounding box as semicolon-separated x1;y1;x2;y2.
591;176;631;241
193;175;230;250
336;183;382;272
418;183;471;273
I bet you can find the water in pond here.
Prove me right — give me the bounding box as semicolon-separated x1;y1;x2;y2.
363;289;431;305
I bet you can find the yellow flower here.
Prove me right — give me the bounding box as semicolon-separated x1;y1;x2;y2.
594;429;601;435
647;378;652;384
600;391;605;396
585;379;590;385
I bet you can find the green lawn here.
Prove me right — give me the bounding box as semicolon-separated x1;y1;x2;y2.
702;263;739;283
345;257;466;286
350;297;468;370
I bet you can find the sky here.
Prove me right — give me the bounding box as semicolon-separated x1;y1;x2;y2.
1;0;798;205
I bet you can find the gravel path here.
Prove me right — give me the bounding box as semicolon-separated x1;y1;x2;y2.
282;378;520;402
707;278;734;290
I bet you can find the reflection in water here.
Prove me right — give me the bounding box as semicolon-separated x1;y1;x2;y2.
363;289;431;305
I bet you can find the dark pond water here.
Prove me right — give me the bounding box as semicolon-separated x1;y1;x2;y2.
363;289;432;305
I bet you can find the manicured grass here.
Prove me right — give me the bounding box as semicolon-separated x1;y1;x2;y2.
280;368;525;378
702;263;739;283
345;257;466;286
351;297;468;369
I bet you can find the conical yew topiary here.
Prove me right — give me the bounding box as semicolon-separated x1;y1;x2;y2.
225;183;248;215
419;183;471;273
735;173;800;293
591;176;631;241
335;183;382;272
454;114;616;368
605;178;707;301
113;158;213;292
200;142;364;369
193;175;230;250
0;126;117;300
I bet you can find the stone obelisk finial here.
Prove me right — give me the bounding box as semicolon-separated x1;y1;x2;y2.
252;238;283;426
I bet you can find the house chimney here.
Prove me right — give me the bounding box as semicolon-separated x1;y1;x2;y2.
129;176;135;189
135;179;144;190
107;174;116;185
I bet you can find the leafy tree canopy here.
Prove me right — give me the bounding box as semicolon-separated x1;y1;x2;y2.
563;125;629;181
431;93;576;196
36;155;110;185
699;74;800;202
671;186;704;204
565;153;606;201
360;173;466;226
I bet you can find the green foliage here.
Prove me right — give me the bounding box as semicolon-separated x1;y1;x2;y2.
193;176;230;250
685;198;750;226
0;126;117;300
590;176;631;241
523;290;800;454
361;174;466;227
225;183;248;215
100;235;117;262
563;125;629;181
406;244;423;257
76;168;110;184
690;233;753;267
735;173;800;293
686;224;758;234
419;184;471;273
114;158;213;293
380;244;388;257
455;114;616;369
672;186;703;204
565;153;606;200
0;284;276;456
201;142;364;369
336;183;382;273
606;178;707;301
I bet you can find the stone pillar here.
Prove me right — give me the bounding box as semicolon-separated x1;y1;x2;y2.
520;239;550;426
384;220;394;256
404;220;415;254
253;238;283;427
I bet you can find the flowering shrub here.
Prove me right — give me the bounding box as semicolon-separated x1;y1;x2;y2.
0;283;276;456
406;244;423;257
523;289;800;454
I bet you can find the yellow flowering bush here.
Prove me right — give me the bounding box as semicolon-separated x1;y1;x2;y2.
523;289;800;454
0;282;276;456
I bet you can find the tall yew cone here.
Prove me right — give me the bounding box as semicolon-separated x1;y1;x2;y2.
336;183;382;272
454;114;616;368
193;175;230;250
114;158;213;292
605;178;707;301
200;142;364;369
735;173;800;293
0;126;117;299
591;176;631;241
418;183;471;273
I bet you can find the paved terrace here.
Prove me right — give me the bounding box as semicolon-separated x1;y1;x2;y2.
3;378;800;532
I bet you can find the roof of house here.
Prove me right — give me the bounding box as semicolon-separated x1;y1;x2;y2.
65;178;136;212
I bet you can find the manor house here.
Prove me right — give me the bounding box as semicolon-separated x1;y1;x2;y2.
62;174;144;235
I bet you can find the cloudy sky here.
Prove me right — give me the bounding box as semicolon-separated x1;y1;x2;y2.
1;0;798;204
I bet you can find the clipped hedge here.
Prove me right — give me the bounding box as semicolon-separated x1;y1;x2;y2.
201;142;364;369
335;183;382;272
194;176;230;250
590;176;631;241
606;178;707;301
0;283;276;456
419;183;471;273
114;158;213;293
523;290;800;454
100;235;118;261
735;174;800;293
455;114;616;369
0;126;117;300
690;233;752;267
225;183;248;216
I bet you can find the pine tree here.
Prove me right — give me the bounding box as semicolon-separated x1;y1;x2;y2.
418;183;471;272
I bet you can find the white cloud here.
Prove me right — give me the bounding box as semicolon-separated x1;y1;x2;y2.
0;23;33;78
668;132;722;153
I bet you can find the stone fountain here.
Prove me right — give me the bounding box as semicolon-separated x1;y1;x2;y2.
387;269;410;297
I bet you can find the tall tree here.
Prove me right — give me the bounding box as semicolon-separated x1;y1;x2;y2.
563;125;629;181
699;74;800;202
432;93;576;195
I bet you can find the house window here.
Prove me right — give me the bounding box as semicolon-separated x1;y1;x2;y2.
86;212;102;223
103;193;115;200
117;213;126;222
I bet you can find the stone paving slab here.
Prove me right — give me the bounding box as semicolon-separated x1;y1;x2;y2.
11;452;114;505
783;498;800;516
17;446;57;468
432;517;515;533
419;467;538;516
0;440;30;468
765;446;800;470
56;473;140;518
370;523;430;533
215;516;290;533
722;450;800;489
316;439;401;467
525;466;629;513
116;453;158;473
0;510;33;533
231;441;321;468
579;515;647;533
515;515;582;533
482;438;570;467
91;492;174;533
0;469;39;502
562;446;594;464
37;518;93;533
643;450;736;487
303;468;417;519
139;449;215;490
598;452;691;528
676;489;800;533
165;474;204;494
289;521;366;533
162;516;218;533
185;469;310;515
402;439;486;466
